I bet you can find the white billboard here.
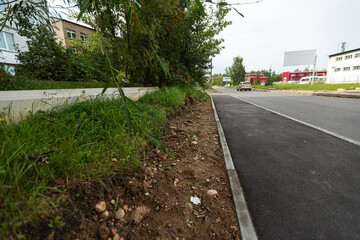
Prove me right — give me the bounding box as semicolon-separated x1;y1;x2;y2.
223;77;231;82
283;49;316;67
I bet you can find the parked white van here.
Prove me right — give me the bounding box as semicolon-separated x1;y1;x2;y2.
298;76;326;84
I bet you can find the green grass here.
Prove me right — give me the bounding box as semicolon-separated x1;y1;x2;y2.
251;83;360;91
0;79;119;91
0;86;207;238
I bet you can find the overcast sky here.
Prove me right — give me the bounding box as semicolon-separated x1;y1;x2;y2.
212;0;360;74
50;0;360;75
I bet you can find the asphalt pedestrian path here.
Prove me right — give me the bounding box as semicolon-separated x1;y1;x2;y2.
212;94;360;240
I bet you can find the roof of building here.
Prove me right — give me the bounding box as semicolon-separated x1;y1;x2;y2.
329;48;360;58
51;17;95;31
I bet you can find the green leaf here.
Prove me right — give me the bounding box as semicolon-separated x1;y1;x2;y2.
218;2;228;6
99;38;106;55
233;7;244;17
79;112;86;118
126;97;142;112
195;0;205;14
133;112;157;121
101;82;110;96
152;47;171;80
147;134;175;159
0;166;6;175
77;0;91;21
118;87;132;134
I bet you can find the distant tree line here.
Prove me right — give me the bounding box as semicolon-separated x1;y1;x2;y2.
212;56;282;86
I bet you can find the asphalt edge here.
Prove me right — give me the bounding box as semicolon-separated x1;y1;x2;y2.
210;95;258;240
236;97;360;147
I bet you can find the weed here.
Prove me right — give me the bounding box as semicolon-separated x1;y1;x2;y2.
48;216;65;228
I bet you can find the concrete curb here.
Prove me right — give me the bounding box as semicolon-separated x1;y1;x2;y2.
210;95;258;240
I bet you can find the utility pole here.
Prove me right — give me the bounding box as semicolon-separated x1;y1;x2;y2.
209;59;213;86
311;54;317;85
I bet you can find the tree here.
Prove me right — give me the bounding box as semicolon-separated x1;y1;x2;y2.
229;56;245;85
17;26;87;82
0;0;51;33
266;73;282;86
212;73;223;85
70;0;231;87
70;32;112;82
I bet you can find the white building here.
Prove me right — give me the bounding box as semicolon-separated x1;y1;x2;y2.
326;48;360;84
0;1;29;75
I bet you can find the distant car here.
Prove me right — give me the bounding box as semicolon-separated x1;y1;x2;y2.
287;80;298;84
298;76;326;84
237;82;252;91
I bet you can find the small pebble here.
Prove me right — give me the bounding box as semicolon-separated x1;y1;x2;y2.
95;201;106;213
111;200;116;205
111;228;117;237
155;206;160;212
123;205;128;212
207;190;218;196
113;234;120;240
145;192;150;196
101;210;110;221
98;225;110;240
229;225;237;230
152;179;157;184
115;209;125;220
171;163;176;166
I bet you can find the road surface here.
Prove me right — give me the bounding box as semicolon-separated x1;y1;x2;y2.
212;89;360;239
214;87;360;143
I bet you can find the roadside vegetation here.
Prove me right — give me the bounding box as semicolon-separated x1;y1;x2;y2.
0;86;208;237
0;69;118;90
0;0;231;237
251;83;360;91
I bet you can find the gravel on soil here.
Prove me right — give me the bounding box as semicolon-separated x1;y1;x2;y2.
25;96;240;240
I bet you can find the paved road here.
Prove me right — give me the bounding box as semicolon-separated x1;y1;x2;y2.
212;92;360;239
214;87;360;143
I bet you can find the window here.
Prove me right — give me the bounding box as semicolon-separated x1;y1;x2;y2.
355;53;360;58
80;33;86;42
334;68;341;72
66;29;76;39
343;67;350;71
353;66;360;70
0;32;16;51
0;0;6;12
345;55;353;60
336;57;342;61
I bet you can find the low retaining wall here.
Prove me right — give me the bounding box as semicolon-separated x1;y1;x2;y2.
0;87;158;123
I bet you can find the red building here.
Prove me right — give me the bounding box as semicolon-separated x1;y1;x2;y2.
245;74;269;85
282;71;327;83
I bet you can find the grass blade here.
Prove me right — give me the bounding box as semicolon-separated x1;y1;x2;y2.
233;7;245;17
